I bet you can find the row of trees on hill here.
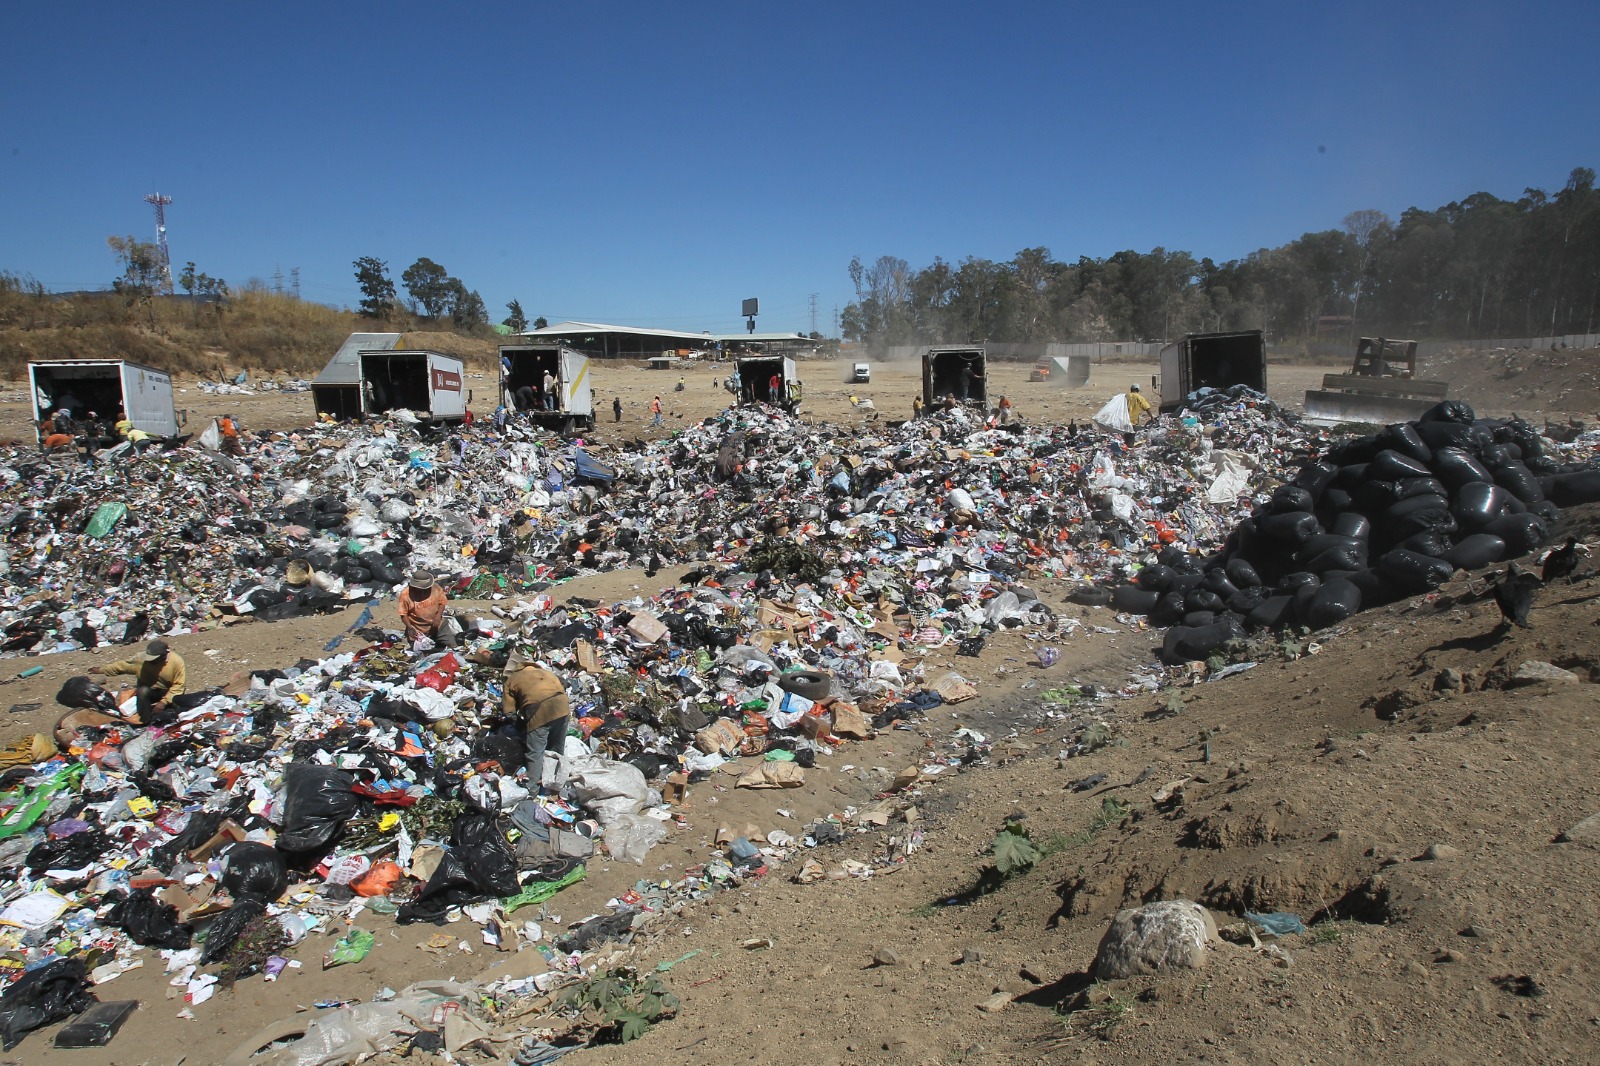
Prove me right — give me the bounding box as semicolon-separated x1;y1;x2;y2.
841;166;1600;349
353;257;545;334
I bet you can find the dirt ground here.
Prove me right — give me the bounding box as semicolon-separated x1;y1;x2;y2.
4;348;1599;1064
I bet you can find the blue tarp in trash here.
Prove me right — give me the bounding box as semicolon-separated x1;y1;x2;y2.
573;448;615;483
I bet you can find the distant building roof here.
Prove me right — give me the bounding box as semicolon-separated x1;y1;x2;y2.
710;332;815;343
521;320;713;344
313;332;401;388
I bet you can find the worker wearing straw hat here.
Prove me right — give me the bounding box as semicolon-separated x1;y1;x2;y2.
398;571;455;646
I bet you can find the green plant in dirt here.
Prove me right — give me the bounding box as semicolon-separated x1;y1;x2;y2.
1079;722;1114;752
1061;983;1136;1040
990;820;1042;878
560;966;680;1044
1306;922;1344;945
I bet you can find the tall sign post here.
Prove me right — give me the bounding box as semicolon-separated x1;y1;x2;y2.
742;297;759;335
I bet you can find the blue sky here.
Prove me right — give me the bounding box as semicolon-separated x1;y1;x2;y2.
5;1;1596;336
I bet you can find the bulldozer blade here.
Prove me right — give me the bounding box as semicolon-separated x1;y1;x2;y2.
1302;388;1439;427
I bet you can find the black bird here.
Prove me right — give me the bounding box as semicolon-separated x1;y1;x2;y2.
1542;536;1581;584
1493;562;1540;630
644;552;660;578
121;612;150;645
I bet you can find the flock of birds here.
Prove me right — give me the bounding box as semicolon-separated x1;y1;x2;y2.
1492;536;1584;630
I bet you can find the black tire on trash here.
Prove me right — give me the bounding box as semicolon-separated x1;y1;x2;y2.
779;669;831;701
1068;586;1113;607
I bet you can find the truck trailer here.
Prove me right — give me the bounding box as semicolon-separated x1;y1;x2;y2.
921;346;989;411
357;350;467;425
498;344;594;433
1156;330;1267;412
735;356;801;413
29;359;179;442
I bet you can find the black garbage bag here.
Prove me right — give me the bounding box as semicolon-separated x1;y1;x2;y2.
1351;479;1404;516
1383;503;1457;546
277;764;358;854
55;676;117;712
1227;587;1269;614
26;828;110;871
1413;420;1477;453
0;957;96;1051
1478;443;1513;468
1149;591;1188;626
1444;533;1508;571
1134;565;1175;592
1278;571;1321;594
1159;545;1204;573
1258;510;1321;546
200;897;267;964
1246;594;1296;630
1200;569;1239;599
1496;417;1545;459
1185;589;1226;614
1110;585;1160;614
1224;558;1262;589
1377;549;1455;594
1298;533;1364;562
1326;436;1382;466
1269;485;1315;514
957;635;985;657
1369;449;1433;481
1181;611;1217;627
1451;482;1519;531
1333;462;1372;489
1395;476;1448;501
105;888;192;949
1419;400;1476;424
1546;470;1600;507
1330;512;1372;541
1492;460;1545;504
220;842;289;902
1161;617;1244;664
1304;578;1363;629
398;814;518;924
1396;530;1454;558
1303;542;1369;573
1376;422;1432;463
1430;447;1494;492
1386;492;1452;520
1481;512;1550;555
1291;461;1338;501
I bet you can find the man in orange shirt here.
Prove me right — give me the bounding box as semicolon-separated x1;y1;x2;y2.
397;571;455;646
650;396;663;426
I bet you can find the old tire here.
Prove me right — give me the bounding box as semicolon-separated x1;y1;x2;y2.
779;668;831;701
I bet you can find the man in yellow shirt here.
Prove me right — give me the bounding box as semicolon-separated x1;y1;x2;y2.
1126;383;1152;425
91;640;186;719
502;662;571;790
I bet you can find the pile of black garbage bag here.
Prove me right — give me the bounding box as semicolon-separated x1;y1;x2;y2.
1100;402;1600;663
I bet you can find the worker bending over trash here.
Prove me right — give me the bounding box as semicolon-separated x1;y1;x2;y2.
91;639;186;720
503;659;571;791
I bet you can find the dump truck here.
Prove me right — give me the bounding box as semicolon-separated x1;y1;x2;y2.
1302;338;1448;426
922;346;988;411
498;343;595;432
358;350;467;425
1157;330;1267;412
851;362;871;384
29;359;179;442
735;355;801;413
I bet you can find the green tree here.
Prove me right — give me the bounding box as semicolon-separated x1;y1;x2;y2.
401;257;453;318
533;316;548;329
177;261;229;325
503;298;528;332
449;282;488;329
353;257;396;319
108;235;164;327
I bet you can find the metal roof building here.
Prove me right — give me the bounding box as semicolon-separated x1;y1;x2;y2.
312;332;401;418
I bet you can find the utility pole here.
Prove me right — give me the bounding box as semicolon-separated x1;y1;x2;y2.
833;307;840;336
290;267;301;300
273;265;284;295
143;192;174;293
809;293;819;336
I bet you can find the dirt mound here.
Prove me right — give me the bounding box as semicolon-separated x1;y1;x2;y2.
1423;345;1600;425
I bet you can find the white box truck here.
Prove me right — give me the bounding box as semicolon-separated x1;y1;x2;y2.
921;345;988;411
1157;330;1267;412
357;349;467;425
734;355;801;414
29;359;179;442
851;362;871;383
497;343;594;432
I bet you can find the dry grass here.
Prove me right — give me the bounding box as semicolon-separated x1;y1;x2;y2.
0;273;496;381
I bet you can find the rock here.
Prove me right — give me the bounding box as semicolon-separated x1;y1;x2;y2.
977;992;1016;1013
959;948;984;965
872;947;901;967
1556;812;1600;848
1435;667;1465;692
1511;660;1581;686
1422;843;1460;861
1090;900;1217;980
1460;924;1492;939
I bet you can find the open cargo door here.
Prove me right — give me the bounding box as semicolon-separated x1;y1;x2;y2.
561;349;592;419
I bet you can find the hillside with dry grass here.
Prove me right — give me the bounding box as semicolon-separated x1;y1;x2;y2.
0;274;500;381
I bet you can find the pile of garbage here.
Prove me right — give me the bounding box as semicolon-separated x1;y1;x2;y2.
1096;400;1600;663
0;394;1308;660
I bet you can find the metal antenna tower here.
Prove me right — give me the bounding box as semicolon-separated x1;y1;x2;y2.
809;293;819;335
143;192;174;293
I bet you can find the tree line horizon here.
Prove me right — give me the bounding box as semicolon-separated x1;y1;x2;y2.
840;166;1600;350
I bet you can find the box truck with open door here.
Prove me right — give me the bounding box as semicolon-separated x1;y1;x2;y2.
498;343;594;433
735;355;801;413
29;359;179;442
357;350;467;425
921;346;989;411
1157;330;1266;412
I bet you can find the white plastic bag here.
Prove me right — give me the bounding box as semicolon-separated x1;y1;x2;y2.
603;812;669;864
1093;392;1134;433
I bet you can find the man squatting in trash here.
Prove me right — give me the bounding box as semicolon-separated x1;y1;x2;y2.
398;571;456;647
91;639;186;719
503;659;571;790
